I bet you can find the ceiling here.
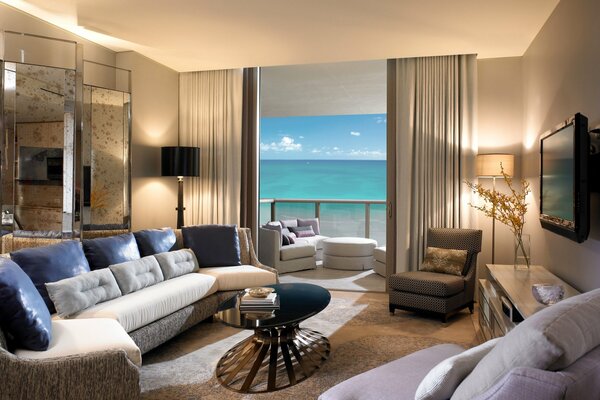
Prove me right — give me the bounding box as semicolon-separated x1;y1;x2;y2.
0;0;559;72
261;60;386;117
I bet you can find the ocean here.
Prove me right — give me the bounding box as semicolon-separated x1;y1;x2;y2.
259;160;387;244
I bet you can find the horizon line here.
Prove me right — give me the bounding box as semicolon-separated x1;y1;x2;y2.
261;159;386;161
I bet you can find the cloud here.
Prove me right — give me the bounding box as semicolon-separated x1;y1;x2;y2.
299;136;305;139
374;116;387;124
350;131;361;136
260;136;302;152
311;148;321;154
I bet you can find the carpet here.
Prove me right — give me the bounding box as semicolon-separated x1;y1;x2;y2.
140;292;477;399
279;266;386;292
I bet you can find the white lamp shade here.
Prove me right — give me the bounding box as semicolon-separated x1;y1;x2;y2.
477;154;514;177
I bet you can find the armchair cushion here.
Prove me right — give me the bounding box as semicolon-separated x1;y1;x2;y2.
183;224;241;267
280;243;316;261
389;271;464;297
420;247;468;276
0;258;52;351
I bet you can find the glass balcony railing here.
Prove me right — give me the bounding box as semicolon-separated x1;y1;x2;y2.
259;198;387;246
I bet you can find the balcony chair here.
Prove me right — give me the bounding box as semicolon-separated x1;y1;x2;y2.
389;227;482;322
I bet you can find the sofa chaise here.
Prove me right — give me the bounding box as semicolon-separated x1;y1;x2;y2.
0;226;277;400
320;287;600;400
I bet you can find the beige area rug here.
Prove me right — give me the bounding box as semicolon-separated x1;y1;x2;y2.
140;291;479;400
279;266;386;292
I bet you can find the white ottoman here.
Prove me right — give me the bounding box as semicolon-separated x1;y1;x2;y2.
373;246;386;276
322;237;378;270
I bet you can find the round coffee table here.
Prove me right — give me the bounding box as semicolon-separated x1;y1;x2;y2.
215;283;331;393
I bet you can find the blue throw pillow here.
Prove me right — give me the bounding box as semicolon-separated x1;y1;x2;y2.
0;258;52;351
82;233;141;271
11;241;90;314
133;228;177;257
182;224;241;267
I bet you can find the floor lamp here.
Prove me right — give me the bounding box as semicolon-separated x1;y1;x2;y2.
476;153;515;264
161;146;200;229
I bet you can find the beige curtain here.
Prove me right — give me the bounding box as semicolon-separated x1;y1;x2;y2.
179;69;243;225
392;54;477;272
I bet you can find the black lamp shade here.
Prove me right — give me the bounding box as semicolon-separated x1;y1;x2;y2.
161;146;200;177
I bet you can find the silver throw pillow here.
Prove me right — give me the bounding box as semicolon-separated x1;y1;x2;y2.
45;269;122;318
154;249;199;280
109;256;164;295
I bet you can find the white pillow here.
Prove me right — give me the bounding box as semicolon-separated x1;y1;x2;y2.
452;288;600;400
415;338;500;400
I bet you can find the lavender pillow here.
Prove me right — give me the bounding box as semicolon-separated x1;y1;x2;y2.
298;218;321;235
289;225;315;238
280;219;298;228
285;234;296;244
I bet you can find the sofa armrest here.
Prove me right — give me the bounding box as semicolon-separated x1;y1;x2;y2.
473;367;569;400
0;347;140;400
242;228;279;281
258;227;280;269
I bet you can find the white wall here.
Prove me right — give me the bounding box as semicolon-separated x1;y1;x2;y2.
521;0;600;291
116;52;179;230
476;57;524;274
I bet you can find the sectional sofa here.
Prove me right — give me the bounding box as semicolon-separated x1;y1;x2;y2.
0;226;277;400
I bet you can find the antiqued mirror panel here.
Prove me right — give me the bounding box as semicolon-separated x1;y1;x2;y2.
82;85;131;232
1;62;76;236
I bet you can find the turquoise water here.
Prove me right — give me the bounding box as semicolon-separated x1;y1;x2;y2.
259;160;387;244
260;160;386;200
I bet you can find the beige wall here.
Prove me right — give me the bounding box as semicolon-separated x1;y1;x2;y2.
0;4;114;66
116;52;179;230
519;0;600;291
476;57;524;271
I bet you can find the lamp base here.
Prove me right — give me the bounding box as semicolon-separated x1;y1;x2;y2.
177;177;185;229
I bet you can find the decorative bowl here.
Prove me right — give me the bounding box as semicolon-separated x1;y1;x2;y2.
532;284;564;305
246;287;275;298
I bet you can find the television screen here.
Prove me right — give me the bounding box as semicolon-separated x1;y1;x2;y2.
18;146;63;182
539;112;589;243
541;123;575;225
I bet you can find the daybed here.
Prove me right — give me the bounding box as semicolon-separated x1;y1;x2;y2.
0;226;277;400
320;287;600;400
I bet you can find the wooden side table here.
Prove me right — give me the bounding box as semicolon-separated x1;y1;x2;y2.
478;264;579;340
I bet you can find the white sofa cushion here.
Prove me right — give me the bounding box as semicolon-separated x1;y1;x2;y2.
198;265;277;291
295;234;328;250
16;318;141;367
109;256;164;295
70;273;217;332
452;288;600;400
280;244;315;261
154;249;199;280
45;269;122;318
416;338;500;400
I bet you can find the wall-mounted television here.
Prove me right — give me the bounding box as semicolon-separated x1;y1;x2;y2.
18;146;63;182
540;113;589;243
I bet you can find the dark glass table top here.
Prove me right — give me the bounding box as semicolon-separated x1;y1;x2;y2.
216;283;331;330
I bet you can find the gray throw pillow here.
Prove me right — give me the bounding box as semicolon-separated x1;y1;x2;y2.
154;249;199;280
45;269;122;318
109;256;164;295
298;218;321;235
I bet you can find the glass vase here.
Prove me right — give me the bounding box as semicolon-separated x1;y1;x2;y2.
514;233;531;270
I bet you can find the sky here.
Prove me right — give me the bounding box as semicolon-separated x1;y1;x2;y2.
260;113;386;160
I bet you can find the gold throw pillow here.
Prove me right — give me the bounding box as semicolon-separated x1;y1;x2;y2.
420;247;468;276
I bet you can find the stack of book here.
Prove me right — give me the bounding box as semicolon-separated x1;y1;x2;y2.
239;292;280;311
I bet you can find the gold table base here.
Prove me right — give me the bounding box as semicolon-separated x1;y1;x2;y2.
216;324;330;393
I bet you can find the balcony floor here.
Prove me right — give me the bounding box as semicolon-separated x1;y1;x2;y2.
278;264;386;292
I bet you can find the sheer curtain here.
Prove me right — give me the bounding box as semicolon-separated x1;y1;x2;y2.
179;69;243;225
390;54;477;272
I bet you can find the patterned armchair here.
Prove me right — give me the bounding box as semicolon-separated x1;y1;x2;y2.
389;228;482;322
